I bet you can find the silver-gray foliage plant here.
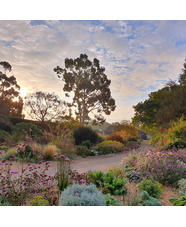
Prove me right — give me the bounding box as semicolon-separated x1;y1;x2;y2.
178;178;186;195
60;183;106;206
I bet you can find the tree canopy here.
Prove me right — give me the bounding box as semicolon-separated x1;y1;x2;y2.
179;58;186;86
0;61;23;117
54;54;116;124
132;58;186;132
25;91;67;123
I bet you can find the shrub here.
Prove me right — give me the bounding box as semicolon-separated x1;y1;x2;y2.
149;117;186;149
0;117;13;133
169;195;186;206
73;126;99;145
52;138;77;157
97;135;105;143
82;140;92;149
97;146;116;155
124;167;143;183
0;145;9;150
103;167;128;195
99;140;124;153
88;171;105;187
13;122;41;138
0;160;55;205
138;178;162;199
2;147;17;160
104;193;122;206
42;144;58;160
125;149;186;185
136;149;186;185
30;196;49;206
124;141;140;150
167;140;186;150
16;141;44;161
141;191;162;206
106;134;124;144
114;124;138;141
60;183;106;206
129;196;145;206
178;179;186;195
129;191;162;206
0;196;12;206
35;136;52;145
89;168;128;195
76;146;93;157
0;129;9;142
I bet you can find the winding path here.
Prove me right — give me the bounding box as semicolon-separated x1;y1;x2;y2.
70;140;153;173
8;140;154;175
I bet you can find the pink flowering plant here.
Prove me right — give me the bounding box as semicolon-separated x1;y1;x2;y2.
52;154;71;191
16;141;44;161
0;149;55;205
125;148;186;185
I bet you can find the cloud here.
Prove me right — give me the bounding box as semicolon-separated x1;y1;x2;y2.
0;20;186;123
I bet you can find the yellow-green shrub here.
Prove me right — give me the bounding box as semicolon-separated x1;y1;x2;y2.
30;196;49;206
99;140;124;152
2;147;17;159
149;117;186;149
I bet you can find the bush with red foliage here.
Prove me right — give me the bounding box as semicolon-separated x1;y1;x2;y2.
106;134;124;144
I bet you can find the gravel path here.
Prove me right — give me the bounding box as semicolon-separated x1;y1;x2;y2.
70;140;153;173
7;140;154;175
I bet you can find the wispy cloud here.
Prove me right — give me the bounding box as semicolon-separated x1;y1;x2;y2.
0;20;186;122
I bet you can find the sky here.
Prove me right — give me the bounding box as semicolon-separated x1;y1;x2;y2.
0;20;186;123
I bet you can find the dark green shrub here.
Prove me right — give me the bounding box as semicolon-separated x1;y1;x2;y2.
104;194;122;206
82;140;92;149
129;196;145;206
0;129;10;142
73;126;99;145
0;117;13;133
138;178;162;199
97;146;116;155
88;171;105;187
129;191;162;206
60;183;106;206
141;191;162;206
97;135;105;143
166;140;186;149
89;168;128;195
103;169;128;195
13;122;41;137
76;146;94;157
0;196;12;206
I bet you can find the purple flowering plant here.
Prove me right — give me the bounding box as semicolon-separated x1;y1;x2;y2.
124;148;186;185
0;148;56;206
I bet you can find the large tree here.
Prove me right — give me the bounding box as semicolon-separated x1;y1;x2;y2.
0;61;23;117
54;54;116;124
132;59;186;131
25;91;67;123
179;58;186;86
